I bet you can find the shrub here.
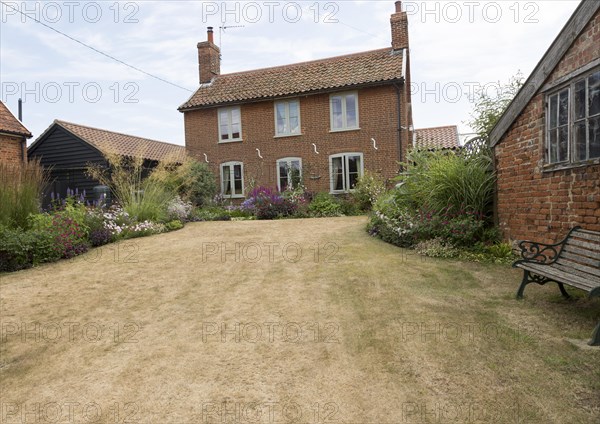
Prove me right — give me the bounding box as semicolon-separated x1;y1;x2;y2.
29;201;90;260
192;207;232;222
120;221;166;239
353;171;386;211
89;228;112;247
152;157;218;207
242;187;297;220
0;227;41;272
308;193;343;218
165;220;184;231
88;154;175;223
414;238;459;259
338;196;362;216
0;159;48;229
167;196;193;222
396;149;495;218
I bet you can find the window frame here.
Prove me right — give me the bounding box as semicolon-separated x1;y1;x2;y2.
328;152;364;194
218;106;242;143
274;99;302;137
544;67;600;169
329;91;360;132
276;157;303;192
220;161;244;198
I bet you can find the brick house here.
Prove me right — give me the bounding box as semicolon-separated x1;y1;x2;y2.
179;1;412;198
489;1;600;244
0;100;32;165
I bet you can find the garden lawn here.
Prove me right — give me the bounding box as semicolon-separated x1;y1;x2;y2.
1;217;599;423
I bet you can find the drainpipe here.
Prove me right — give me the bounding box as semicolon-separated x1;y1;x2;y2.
18;98;26;163
394;82;403;170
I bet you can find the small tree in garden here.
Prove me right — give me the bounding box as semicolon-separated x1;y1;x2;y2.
151;156;217;207
467;72;524;138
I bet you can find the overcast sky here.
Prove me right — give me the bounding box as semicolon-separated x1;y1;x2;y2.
0;0;581;146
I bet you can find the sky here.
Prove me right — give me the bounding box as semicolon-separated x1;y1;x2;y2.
0;0;582;146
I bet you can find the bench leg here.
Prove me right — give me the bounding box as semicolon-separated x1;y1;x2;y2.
557;283;571;299
589;322;600;347
516;270;531;299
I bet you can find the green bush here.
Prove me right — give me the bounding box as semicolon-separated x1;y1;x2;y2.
151;157;217;207
396;149;495;218
0;160;47;229
308;193;343;217
165;220;184;231
0;226;60;272
192;207;232;222
29;208;89;259
352;171;386;211
337;196;362;216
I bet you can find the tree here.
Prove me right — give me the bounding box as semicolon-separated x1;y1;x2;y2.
467;72;524;138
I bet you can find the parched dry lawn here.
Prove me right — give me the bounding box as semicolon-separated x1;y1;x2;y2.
1;217;599;423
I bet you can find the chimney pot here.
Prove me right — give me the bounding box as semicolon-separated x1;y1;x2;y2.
207;26;214;44
395;1;402;13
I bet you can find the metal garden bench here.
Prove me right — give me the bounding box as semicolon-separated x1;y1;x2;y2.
512;227;600;346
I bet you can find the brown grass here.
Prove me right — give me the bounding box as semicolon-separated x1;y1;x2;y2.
1;217;598;423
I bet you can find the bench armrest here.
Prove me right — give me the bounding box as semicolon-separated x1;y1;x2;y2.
512;226;582;267
514;240;561;265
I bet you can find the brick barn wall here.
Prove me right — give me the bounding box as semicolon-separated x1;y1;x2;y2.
494;10;600;244
184;84;408;195
0;134;25;165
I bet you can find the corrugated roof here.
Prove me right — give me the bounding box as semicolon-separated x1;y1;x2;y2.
179;48;404;110
0;100;32;138
53;120;185;162
414;126;460;150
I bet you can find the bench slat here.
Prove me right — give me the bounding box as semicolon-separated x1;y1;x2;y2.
562;244;600;261
556;255;600;278
573;230;600;242
516;262;599;291
559;251;600;269
566;238;600;253
553;263;600;288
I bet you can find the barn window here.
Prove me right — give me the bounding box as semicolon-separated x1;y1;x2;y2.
546;68;600;165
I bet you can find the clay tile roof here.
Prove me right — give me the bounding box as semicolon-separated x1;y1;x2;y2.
55;120;186;162
179;48;404;110
0;100;32;138
414;126;460;150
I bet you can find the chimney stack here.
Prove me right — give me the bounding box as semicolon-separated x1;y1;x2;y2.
198;27;221;84
391;1;409;51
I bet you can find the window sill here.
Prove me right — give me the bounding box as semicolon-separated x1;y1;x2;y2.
542;158;600;173
329;128;361;134
218;139;243;144
222;194;245;199
274;133;303;139
330;190;355;195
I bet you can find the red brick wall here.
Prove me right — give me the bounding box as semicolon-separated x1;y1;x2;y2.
0;134;25;165
494;10;600;244
184;84;409;195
